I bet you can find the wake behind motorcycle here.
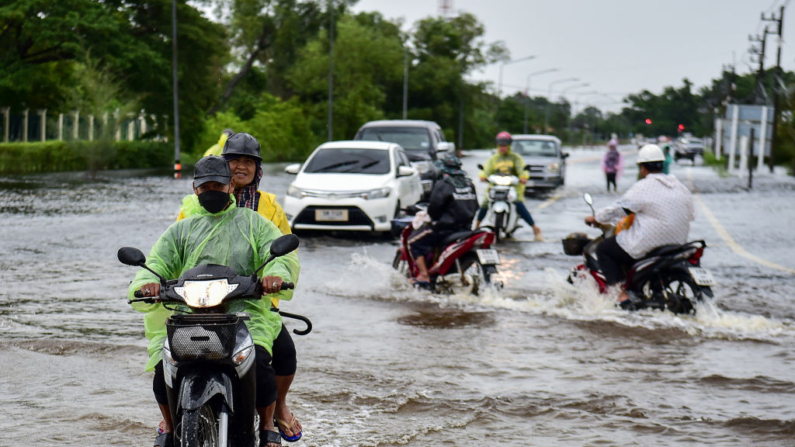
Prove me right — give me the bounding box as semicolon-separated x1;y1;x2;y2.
391;209;502;295
119;234;310;447
563;193;716;314
476;164;531;242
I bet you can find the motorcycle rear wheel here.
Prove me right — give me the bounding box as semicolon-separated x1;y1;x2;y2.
443;253;490;296
180;402;219;447
638;271;703;315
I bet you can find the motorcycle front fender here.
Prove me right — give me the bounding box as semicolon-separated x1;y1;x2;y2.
492;201;510;214
178;370;235;412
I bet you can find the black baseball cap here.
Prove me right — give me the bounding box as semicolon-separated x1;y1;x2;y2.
194;155;232;186
222;132;262;161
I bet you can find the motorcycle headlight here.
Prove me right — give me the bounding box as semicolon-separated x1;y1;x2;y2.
547;162;560;173
287;185;305;199
491;176;513;186
361;187;391;200
413;161;431;174
173;280;239;308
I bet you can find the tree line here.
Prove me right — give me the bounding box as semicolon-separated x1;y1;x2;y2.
2;0;794;165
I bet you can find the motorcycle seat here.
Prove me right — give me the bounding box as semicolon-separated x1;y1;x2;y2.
441;230;476;246
642;244;686;259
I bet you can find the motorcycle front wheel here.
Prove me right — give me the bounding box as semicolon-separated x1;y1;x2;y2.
493;212;505;243
180;402;219;447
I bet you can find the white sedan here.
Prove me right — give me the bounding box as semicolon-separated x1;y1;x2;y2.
283;141;423;232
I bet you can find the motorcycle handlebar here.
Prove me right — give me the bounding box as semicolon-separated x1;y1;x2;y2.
129;280;293;305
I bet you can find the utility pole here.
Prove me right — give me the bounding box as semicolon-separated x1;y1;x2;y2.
172;0;181;179
763;5;785;173
544;77;578;134
748;29;769;104
497;56;535;98
523;68;559;134
403;47;409;119
327;0;335;141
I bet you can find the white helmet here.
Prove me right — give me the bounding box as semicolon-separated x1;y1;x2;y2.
637;144;665;164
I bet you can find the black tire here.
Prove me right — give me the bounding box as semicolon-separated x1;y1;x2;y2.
179;402;219;447
451;253;491;296
493;212;504;243
638;271;704;315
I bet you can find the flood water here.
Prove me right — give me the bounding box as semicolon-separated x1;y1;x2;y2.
1;148;794;446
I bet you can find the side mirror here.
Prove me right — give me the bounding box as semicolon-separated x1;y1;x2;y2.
583;193;593;206
254;234;300;276
118;247;146;266
524;165;531;172
477;164;484;170
270;234;300;257
562;152;570;159
398;166;416;177
284;164;301;175
437;142;455;152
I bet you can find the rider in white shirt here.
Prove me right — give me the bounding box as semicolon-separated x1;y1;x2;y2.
585;144;695;308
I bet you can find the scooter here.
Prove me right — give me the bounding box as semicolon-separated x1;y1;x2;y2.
119;234;311;447
391;209;501;295
563;193;716;314
477;164;531;242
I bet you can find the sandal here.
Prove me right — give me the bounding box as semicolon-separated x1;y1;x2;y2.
410;279;433;291
153;432;174;447
260;428;282;447
275;413;303;442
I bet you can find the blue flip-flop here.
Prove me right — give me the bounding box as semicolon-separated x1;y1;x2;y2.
275;415;302;443
411;280;433;291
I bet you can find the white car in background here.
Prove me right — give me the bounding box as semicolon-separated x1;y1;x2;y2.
283;141;423;233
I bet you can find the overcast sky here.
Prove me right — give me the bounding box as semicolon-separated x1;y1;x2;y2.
352;0;794;113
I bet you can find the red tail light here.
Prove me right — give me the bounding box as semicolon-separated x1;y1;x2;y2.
688;247;704;265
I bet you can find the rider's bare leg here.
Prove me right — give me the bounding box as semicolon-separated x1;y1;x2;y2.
158;405;173;433
274;374;302;438
414;255;431;282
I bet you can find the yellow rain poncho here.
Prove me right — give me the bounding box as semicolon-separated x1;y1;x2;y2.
127;196;300;372
203;132;230;157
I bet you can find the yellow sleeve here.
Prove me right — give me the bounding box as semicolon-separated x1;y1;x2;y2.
515;154;530;180
257;191;292;235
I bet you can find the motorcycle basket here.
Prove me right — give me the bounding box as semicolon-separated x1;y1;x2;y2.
166;314;240;362
562;233;591;256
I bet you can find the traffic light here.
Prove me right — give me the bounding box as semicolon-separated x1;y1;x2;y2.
645;118;652;125
678;124;685;132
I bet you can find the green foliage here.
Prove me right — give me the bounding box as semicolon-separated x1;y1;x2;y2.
0;141;172;174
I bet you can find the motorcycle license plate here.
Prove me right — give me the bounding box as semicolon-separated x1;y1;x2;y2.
689;267;716;286
476;249;501;265
315;209;348;222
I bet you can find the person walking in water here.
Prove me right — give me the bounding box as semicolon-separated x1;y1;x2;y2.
601;139;623;192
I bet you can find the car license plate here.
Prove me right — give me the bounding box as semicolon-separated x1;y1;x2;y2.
476;249;501;265
689;267;716;286
422;180;433;192
315;209;348;222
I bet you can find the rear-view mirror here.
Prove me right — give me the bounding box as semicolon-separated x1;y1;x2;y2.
437;142;455;152
398;166;416;177
270;234;300;258
583;193;593;206
562;152;570;159
477;164;484;170
284;164;301;175
118;247;146;267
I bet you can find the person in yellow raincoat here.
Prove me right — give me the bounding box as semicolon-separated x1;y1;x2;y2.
176;132;302;442
129;155;299;447
475;131;543;241
202;128;235;157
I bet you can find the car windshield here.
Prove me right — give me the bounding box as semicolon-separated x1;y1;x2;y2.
512;139;558;157
358;127;431;151
303;148;391;174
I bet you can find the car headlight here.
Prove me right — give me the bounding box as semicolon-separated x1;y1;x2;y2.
173;280;239;308
361;187;391;200
547;162;560;173
287;185;305;198
413;161;431;174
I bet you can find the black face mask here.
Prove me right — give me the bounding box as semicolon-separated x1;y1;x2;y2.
198;189;230;214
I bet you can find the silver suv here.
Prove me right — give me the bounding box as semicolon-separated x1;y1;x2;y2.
354;120;455;200
510;134;568;192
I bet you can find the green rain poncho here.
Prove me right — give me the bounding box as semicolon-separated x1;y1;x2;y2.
127;195;300;372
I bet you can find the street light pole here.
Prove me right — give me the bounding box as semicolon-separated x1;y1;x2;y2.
403;46;409;119
327;0;334;141
523;68;559;134
497;55;536;98
545;77;579;134
171;0;180;179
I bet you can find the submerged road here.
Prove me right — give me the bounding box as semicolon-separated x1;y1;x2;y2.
0;146;794;445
